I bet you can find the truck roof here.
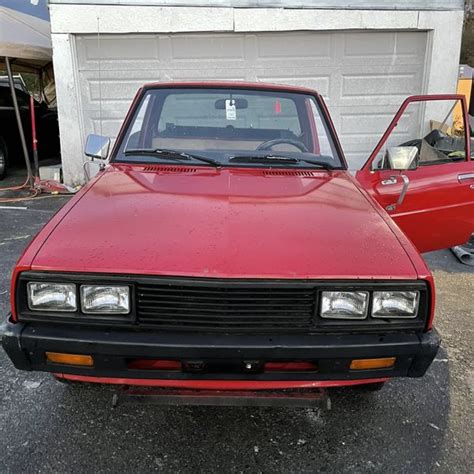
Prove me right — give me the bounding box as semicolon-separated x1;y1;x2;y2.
141;81;321;96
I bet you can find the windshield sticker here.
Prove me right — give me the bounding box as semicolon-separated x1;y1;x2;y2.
225;99;237;120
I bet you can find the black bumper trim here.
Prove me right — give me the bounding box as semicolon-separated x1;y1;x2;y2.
1;317;440;381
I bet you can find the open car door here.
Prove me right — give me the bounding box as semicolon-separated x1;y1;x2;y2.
356;95;473;253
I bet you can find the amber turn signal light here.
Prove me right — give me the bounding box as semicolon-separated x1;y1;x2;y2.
46;352;94;367
350;357;396;370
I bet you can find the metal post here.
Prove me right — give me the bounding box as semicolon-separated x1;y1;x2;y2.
30;95;39;178
38;69;44;102
5;56;33;184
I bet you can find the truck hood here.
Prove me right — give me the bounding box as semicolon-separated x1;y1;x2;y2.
31;164;417;279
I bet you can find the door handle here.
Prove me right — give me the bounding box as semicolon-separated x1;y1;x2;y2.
381;177;398;186
385;175;410;212
458;173;474;183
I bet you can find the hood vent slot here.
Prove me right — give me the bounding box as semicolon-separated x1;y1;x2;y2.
142;166;197;173
263;170;317;177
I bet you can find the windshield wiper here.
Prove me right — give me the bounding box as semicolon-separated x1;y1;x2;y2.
124;148;221;167
229;154;336;169
229;154;299;164
295;158;337;170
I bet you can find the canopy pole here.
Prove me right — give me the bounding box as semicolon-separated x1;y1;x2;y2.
30;95;39;178
5;56;33;184
38;69;44;103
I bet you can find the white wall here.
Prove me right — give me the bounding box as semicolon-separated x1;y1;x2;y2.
50;5;464;185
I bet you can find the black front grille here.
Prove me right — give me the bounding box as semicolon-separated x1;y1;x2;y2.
136;282;317;332
17;272;429;332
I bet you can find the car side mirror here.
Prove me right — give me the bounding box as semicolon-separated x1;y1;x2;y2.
387;146;418;171
84;134;110;160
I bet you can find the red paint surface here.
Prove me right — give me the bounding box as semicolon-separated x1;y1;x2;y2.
356;164;474;253
141;81;326;96
356;94;474;253
55;373;389;390
12;83;442;328
13;85;464;339
28;165;419;280
11;83;460;395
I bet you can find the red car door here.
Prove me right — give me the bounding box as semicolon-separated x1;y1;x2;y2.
356;95;474;253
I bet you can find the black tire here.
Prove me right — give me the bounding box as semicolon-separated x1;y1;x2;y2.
354;382;386;392
0;137;8;180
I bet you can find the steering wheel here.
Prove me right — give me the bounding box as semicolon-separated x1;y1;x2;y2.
256;138;309;152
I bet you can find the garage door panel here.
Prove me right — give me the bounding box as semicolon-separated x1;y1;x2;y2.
394;32;429;57
87;78;155;102
254;73;331;98
165;70;248;81
340;110;414;137
166;61;250;72
340;71;424;104
343;31;426;60
76;35;161;71
170;35;246;60
90;118;124;139
340;55;427;67
344;153;371;170
256;32;332;61
75;30;427;170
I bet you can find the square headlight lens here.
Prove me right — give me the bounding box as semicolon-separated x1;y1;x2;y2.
320;291;369;319
372;291;419;318
27;282;77;312
81;285;130;314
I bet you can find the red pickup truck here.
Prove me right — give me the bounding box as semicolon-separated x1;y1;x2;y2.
2;82;473;406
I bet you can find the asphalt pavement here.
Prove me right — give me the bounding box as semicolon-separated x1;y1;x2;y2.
0;175;472;473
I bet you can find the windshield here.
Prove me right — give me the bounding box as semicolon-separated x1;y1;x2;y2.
115;87;344;169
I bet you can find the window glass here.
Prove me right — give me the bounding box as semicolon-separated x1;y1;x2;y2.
158;93;301;137
116;88;343;169
373;99;467;170
308;98;338;159
125;93;151;149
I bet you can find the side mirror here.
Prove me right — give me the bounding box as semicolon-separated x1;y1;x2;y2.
387;146;418;171
84;134;110;160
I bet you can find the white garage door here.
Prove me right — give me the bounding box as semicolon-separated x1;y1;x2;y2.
76;31;427;169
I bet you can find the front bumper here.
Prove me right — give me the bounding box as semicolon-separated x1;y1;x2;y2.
1;316;440;387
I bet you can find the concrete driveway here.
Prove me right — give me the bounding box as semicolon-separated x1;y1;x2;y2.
0;188;472;473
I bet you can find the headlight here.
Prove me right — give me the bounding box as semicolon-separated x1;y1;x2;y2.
320;291;369;319
80;285;130;314
27;282;77;312
372;291;419;318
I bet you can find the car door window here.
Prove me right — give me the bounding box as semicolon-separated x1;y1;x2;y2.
372;99;467;170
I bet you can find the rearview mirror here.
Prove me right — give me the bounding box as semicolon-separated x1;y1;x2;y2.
85;134;110;160
387;146;418;171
